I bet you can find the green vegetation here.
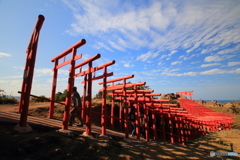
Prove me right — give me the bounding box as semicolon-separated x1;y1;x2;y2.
55;90;67;102
230;101;240;114
0;89;18;104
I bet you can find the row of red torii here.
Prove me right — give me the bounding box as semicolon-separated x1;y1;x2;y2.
18;15;234;145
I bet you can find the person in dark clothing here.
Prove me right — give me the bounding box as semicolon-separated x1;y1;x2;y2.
139;105;145;138
128;104;136;136
68;86;84;127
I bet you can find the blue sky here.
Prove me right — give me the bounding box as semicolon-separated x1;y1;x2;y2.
0;0;240;100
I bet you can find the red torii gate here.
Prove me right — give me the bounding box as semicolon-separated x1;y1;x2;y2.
98;76;146;138
78;57;115;136
178;91;193;100
49;39;86;130
18;15;45;127
50;47;115;134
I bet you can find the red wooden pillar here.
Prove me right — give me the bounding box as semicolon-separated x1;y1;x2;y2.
183;119;188;141
179;116;185;145
111;88;115;129
19;15;45;126
82;74;87;122
134;86;140;140
188;122;192;140
119;96;123;131
174;115;180;144
151;99;157;141
168;113;174;143
101;66;107;135
62;48;76;129
160;103;166;142
145;98;150;141
123;79;129;138
85;61;93;135
161;114;166;142
49;59;58;118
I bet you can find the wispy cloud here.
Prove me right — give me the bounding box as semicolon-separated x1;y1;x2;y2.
217;45;240;54
0;52;11;57
1;75;22;79
204;55;235;62
64;0;240;54
123;63;134;68
92;42;113;52
191;61;200;64
171;61;182;65
228;62;240;67
200;68;240;75
163;71;197;77
136;51;159;61
201;63;221;68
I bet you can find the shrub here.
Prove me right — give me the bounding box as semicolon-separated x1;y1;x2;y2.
0;96;18;104
230;101;240;114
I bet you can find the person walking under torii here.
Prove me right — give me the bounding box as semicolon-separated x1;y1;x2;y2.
68;86;84;127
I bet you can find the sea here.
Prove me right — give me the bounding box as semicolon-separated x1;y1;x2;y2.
205;100;240;104
2;96;239;104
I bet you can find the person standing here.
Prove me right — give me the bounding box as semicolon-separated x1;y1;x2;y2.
68;86;84;127
128;104;136;137
139;105;145;138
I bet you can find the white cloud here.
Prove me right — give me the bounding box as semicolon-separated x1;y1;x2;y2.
171;61;182;65
136;51;159;61
164;71;197;76
200;68;240;75
108;41;125;51
0;80;8;83
168;50;177;56
201;63;221;68
157;62;164;65
204;55;235;62
123;63;134;68
191;61;200;64
35;68;52;76
64;0;240;62
228;62;240;67
180;53;198;60
217;45;240;54
201;49;211;54
0;52;11;57
160;54;167;59
34;68;68;76
1;75;22;79
92;42;113;52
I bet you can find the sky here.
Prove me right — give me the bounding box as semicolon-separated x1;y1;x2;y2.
0;0;240;100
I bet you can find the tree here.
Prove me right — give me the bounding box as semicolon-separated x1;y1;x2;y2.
55;90;67;102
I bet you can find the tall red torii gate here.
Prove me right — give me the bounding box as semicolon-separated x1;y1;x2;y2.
18;15;45;128
49;39;86;130
50;46;115;134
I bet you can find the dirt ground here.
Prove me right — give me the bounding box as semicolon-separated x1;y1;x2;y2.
0;102;240;159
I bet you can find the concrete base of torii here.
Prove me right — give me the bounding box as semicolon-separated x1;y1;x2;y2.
14;123;33;133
